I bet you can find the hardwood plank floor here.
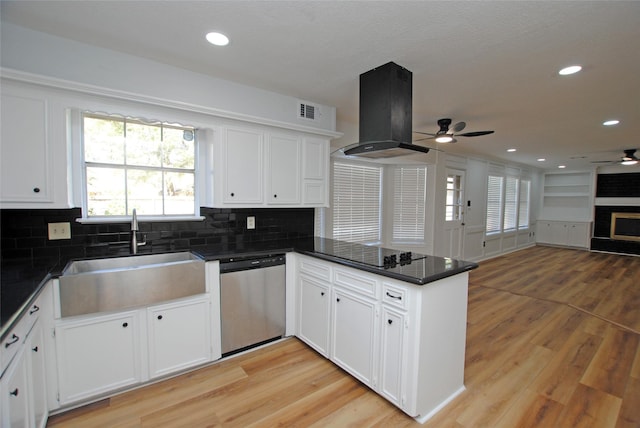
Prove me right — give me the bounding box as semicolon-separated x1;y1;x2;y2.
47;246;640;427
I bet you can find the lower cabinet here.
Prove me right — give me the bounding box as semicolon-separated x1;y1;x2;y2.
298;275;330;356
2;345;31;427
331;287;378;386
537;220;591;248
28;320;48;428
147;298;211;379
55;295;212;406
295;253;468;421
55;310;143;404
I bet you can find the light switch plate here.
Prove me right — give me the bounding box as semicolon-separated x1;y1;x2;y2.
48;222;71;240
247;216;256;229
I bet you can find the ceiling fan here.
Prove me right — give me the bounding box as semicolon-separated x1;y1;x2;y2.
591;149;639;166
414;118;494;143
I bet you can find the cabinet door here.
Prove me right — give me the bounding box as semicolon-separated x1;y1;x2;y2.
0;94;51;203
222;127;263;204
379;307;406;408
550;222;570;245
28;320;48;428
2;346;31;428
298;275;330;357
331;288;378;387
267;134;300;204
567;223;589;248
302;137;328;206
55;311;142;404
147;297;212;379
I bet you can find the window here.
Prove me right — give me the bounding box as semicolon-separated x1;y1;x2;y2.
446;173;464;221
332;162;382;244
486;175;504;234
82;113;196;217
503;176;519;231
393;166;427;241
519;180;531;228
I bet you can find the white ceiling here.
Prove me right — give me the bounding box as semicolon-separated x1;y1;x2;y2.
2;1;639;170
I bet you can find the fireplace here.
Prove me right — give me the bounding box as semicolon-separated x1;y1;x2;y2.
610;213;640;242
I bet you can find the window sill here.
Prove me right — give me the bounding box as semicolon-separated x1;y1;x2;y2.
76;215;205;224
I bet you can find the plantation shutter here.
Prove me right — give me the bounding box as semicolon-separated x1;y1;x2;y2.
503;176;518;231
393;166;426;241
332;162;382;244
486;175;504;234
519;180;531;228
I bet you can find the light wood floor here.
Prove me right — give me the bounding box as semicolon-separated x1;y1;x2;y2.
48;246;640;427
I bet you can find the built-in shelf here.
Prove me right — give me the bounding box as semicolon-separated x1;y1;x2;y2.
540;171;594;223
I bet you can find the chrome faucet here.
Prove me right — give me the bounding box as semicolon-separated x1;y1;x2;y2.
130;208;146;254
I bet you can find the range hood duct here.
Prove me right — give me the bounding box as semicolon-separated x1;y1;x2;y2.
343;62;428;158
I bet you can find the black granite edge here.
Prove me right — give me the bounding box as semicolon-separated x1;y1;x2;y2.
1;273;52;342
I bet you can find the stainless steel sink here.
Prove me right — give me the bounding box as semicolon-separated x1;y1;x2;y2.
59;252;206;317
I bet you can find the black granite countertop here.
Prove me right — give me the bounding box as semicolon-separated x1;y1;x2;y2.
1;237;477;341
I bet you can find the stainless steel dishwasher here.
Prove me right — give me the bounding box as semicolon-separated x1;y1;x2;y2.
219;254;286;356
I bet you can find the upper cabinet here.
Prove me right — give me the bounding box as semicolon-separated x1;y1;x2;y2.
213;123;329;208
0;93;52;204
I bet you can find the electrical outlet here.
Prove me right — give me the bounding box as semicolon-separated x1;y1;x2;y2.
48;222;71;240
247;216;256;229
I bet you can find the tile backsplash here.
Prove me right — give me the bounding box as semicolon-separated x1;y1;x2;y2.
0;207;315;267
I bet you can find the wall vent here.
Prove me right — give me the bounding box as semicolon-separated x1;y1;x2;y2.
298;102;317;120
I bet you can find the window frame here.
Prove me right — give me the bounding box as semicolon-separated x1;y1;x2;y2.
79;111;201;222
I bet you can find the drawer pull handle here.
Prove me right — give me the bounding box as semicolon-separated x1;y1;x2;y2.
5;334;19;348
388;319;393;325
386;292;402;300
122;322;129;328
10;388;19;397
30;305;40;315
33;187;40;193
32;346;39;352
157;315;163;320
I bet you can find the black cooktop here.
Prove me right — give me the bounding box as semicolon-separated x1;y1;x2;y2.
311;240;427;269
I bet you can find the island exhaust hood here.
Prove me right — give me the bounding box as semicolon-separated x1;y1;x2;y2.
343;62;429;158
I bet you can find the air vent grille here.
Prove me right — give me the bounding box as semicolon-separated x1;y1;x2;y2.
299;102;316;120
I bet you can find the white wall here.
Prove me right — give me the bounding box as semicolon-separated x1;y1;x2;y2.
1;22;337;132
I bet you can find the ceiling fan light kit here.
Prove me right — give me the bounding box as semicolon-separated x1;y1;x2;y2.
415;117;494;144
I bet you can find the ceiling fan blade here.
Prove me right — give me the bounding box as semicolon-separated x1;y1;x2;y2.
413;131;437;137
452;121;466;133
458;130;495;137
412;136;436;143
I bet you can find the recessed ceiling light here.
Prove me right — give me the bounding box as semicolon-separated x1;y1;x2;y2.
603;119;620;126
537;158;546;162
559;65;582;75
558;165;566;169
206;32;229;46
507;148;517;152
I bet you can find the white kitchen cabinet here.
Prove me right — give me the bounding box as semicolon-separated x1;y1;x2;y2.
0;92;52;204
220;126;264;204
379;306;407;407
147;297;212;379
298;275;330;357
28;320;48;428
301;136;329;206
55;310;143;405
266;133;301;204
2;345;31;427
331;286;378;387
213;124;329;208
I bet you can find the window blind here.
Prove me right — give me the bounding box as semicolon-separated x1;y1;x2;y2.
519;180;531;228
393;167;427;241
503;176;518;231
332;162;382;244
486;175;503;234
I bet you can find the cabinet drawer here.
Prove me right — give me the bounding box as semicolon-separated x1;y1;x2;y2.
334;267;378;298
299;257;332;282
382;283;409;311
0;301;41;375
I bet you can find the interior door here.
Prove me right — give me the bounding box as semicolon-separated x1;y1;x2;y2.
444;169;465;259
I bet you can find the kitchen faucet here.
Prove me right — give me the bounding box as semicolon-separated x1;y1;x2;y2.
130;208;146;254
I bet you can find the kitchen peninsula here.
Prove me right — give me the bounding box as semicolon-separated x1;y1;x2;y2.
2;237;477;424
